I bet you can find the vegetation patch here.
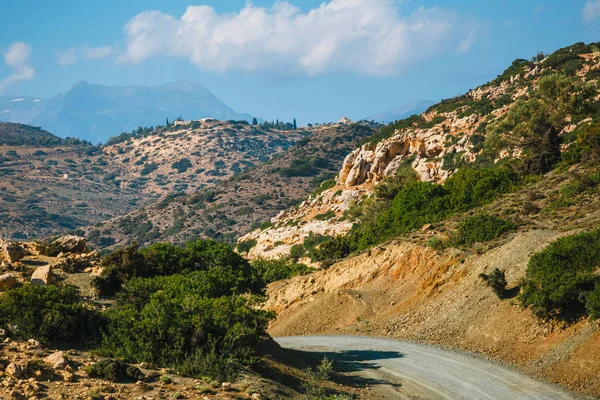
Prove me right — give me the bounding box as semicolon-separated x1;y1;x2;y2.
520;230;600;320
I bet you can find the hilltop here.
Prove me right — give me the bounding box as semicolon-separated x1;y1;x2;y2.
0;81;256;143
84;121;378;248
0;119;304;240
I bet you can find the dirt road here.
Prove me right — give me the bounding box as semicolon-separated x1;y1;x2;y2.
275;335;580;400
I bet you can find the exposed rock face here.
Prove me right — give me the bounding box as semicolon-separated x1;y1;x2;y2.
1;240;27;263
31;265;52;286
337;115;478;188
0;273;17;290
49;235;87;255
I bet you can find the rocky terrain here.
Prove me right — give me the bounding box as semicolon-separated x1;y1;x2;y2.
0;236;375;400
0;120;305;241
239;45;600;262
84;122;377;249
265;165;600;398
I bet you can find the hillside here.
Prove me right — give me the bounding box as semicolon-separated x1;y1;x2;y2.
0;122;89;146
84;122;378;248
232;41;600;398
239;41;600;262
0;120;304;240
0;81;256;143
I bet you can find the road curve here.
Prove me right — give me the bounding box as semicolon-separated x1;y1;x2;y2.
275;335;577;400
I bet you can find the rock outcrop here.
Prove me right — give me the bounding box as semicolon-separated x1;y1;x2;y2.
31;265;52;286
0;273;17;290
1;240;27;263
49;235;87;255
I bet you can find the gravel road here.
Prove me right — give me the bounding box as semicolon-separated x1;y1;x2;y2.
275;335;578;400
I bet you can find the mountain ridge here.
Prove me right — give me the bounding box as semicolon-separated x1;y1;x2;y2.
0;81;256;143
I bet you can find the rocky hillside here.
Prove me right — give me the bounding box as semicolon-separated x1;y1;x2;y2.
239;42;600;261
265;162;600;397
0;120;304;240
84;122;378;249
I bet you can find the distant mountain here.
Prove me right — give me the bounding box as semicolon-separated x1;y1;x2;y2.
0;81;256;143
365;100;435;124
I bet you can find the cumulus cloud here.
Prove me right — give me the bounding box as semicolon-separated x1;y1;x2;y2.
119;0;477;75
83;45;113;59
0;42;35;93
582;0;600;22
57;48;77;66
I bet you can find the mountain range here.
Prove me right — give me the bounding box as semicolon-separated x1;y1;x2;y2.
0;80;255;143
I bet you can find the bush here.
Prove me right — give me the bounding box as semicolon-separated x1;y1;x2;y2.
140;162;158;176
0;285;103;345
93;239;255;297
452;214;516;246
101;292;274;382
520;230;600;319
171;158;192;173
480;268;508;298
308;165;520;264
237;239;257;254
312;179;336;196
250;258;312;287
84;359;144;382
586;285;600;320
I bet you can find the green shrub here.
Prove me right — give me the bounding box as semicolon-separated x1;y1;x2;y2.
93;239;255;297
314;211;336;221
84;359;144;382
312;179;336;196
520;230;600;319
427;237;443;251
452;214;516;246
237;239;257;254
480;268;508;298
250;258;312;287
101;292;274;382
140;162;158;176
0;285;103;345
171;158;193;173
586;285;600;320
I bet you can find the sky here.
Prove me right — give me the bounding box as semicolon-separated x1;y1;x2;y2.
1;0;599;125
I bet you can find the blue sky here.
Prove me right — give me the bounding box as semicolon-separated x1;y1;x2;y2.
1;0;599;124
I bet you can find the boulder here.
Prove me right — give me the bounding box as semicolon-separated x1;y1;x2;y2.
48;236;87;255
0;273;17;290
2;240;27;263
44;351;68;370
31;265;52;286
6;363;23;378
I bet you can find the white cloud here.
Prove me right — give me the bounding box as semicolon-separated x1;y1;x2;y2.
0;42;35;93
583;0;600;22
0;110;10;114
83;45;113;59
10;98;24;102
118;0;477;75
57;48;77;66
